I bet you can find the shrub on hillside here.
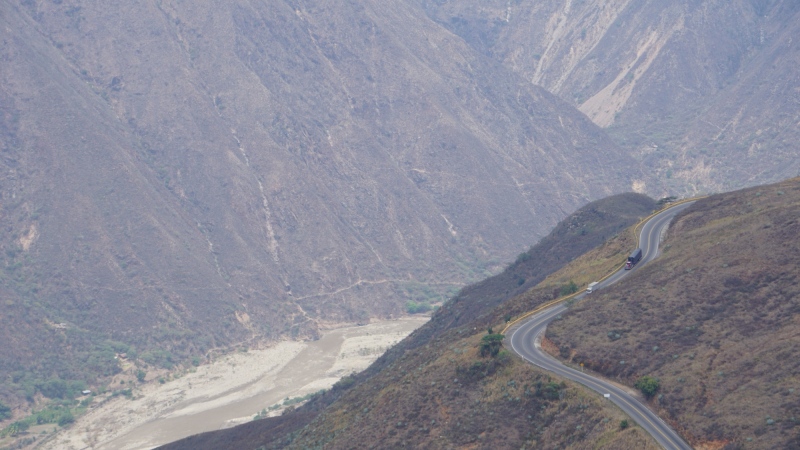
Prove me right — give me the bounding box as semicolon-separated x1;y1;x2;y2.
36;379;87;399
140;349;174;369
405;301;432;314
537;381;565;400
479;333;504;357
559;281;579;297
2;420;28;437
456;357;506;382
332;375;356;392
57;410;75;426
0;401;10;420
635;375;660;398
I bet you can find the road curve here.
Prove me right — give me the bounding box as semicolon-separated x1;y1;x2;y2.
507;202;695;450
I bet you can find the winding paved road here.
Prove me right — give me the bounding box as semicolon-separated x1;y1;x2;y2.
506;202;695;450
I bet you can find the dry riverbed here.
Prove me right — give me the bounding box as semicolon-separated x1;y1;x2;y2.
39;317;428;450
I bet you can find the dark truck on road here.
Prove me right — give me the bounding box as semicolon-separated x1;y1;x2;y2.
625;248;642;270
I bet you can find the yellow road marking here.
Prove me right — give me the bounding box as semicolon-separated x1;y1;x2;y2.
503;197;707;449
503;197;705;334
513;317;684;449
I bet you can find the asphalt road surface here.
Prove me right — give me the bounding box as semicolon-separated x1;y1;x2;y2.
507;202;695;450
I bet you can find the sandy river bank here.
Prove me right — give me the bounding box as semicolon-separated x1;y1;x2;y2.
40;317;428;450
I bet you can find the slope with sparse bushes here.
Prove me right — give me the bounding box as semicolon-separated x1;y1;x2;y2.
163;177;800;449
159;193;659;449
547;177;800;448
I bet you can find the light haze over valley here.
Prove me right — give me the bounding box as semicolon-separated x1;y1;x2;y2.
0;0;798;448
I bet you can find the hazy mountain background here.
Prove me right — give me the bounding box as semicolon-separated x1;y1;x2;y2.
0;0;632;404
421;0;800;193
1;0;798;430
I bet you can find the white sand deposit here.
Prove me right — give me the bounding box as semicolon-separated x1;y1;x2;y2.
39;317;428;450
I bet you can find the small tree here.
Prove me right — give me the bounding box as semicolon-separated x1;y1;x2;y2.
539;381;563;400
479;333;505;357
635;375;660;398
406;301;431;314
8;420;29;436
0;401;11;420
136;369;146;382
58;411;75;427
620;419;629;429
559;280;579;296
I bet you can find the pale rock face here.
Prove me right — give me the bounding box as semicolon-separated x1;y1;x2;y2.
423;0;800;195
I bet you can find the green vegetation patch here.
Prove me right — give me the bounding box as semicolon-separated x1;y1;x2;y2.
478;332;505;357
0;400;86;438
634;376;660;399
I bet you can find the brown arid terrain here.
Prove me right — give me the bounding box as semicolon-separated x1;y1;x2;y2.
421;0;800;194
159;193;662;449
252;331;659;450
169;347;660;450
162;177;800;449
547;177;800;448
2;0;798;446
0;0;636;417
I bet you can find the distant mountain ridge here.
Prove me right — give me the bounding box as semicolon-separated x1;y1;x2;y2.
421;0;800;194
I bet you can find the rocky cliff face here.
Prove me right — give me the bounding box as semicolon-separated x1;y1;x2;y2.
422;0;800;194
0;0;633;393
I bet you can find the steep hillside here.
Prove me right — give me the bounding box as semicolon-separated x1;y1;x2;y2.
421;0;800;194
548;177;800;448
0;0;635;406
159;193;658;449
162;176;800;449
166;333;660;450
367;192;656;359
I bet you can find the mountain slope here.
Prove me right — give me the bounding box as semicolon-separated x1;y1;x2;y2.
0;0;639;405
163;177;800;449
420;0;800;194
547;177;800;448
159;193;658;449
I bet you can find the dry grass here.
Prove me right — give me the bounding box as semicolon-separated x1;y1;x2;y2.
282;330;660;450
548;177;800;448
160;193;659;450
